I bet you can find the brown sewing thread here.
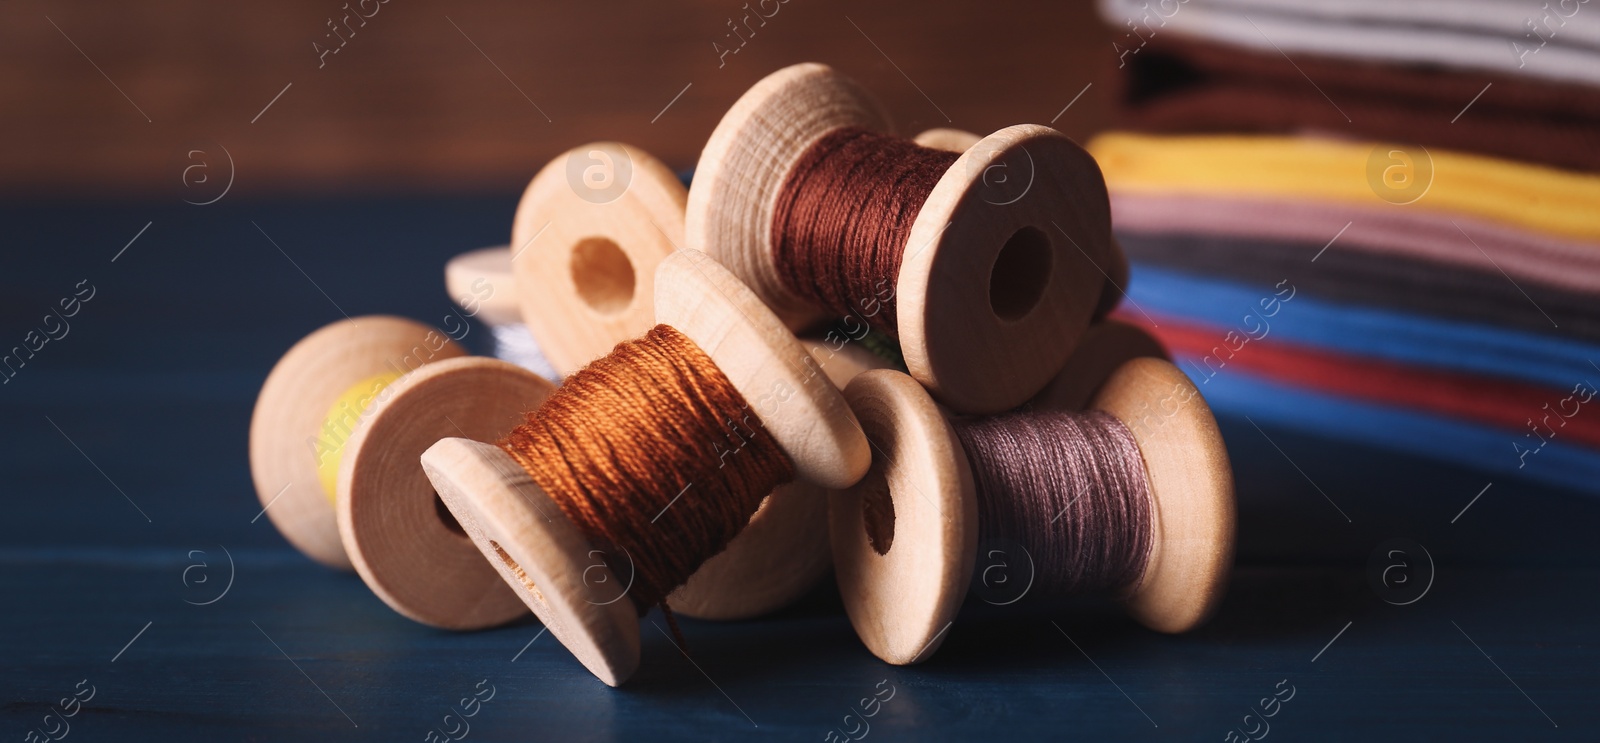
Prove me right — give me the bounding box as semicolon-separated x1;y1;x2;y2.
952;410;1153;597
498;324;796;625
771;127;960;334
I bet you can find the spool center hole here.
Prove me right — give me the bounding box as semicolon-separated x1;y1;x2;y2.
569;237;635;315
860;465;896;556
433;491;466;538
989;226;1053;320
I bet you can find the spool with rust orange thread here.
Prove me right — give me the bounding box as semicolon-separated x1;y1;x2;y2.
458;150;888;621
421;250;871;685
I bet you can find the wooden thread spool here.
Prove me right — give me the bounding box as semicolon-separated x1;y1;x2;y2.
913;127;1130;323
421;250;870;685
512;142;687;374
1028;319;1168;411
338;356;555;629
831;359;1234;665
455;248;889;623
249;316;471;569
688;63;1117;414
446;246;560;381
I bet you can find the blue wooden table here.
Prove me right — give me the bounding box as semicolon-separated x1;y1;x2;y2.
3;196;1595;741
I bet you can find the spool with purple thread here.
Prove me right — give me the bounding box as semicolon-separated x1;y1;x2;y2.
830;358;1235;666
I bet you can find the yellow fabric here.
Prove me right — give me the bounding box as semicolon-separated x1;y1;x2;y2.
1088;133;1600;242
316;371;402;505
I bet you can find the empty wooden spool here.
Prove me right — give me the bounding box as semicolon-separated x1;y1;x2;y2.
688;62;1117;414
831;358;1234;665
445;245;523;328
445;245;561;381
421;250;870;685
512;142;687;374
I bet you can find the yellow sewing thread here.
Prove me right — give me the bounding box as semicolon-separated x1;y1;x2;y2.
315;371;402;505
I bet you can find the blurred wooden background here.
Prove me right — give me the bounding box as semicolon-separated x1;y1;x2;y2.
1;0;1115;199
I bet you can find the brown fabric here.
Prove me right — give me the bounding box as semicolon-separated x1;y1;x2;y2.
1117;35;1600;173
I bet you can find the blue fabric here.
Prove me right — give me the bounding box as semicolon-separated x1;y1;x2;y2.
1184;357;1600;494
1129;263;1600;390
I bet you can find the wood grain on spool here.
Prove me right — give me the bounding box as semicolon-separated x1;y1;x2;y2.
424;437;641;686
898;123;1113;413
831;370;977;664
1091;357;1234;633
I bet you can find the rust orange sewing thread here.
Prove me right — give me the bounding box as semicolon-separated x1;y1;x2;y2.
497;325;796;623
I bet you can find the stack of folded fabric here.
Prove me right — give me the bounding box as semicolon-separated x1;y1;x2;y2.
1092;0;1600;493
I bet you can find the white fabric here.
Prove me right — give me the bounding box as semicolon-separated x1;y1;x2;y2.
1200;0;1600;47
1099;0;1600;87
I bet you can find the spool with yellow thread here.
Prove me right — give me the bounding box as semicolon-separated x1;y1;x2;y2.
314;371;402;505
249;316;468;570
338;355;556;629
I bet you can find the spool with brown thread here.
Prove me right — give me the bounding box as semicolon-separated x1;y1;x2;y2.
500;324;795;617
831;359;1234;666
421;250;870;686
688;63;1118;414
914;128;1130;323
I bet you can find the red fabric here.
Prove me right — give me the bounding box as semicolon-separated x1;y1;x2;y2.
1119;311;1600;451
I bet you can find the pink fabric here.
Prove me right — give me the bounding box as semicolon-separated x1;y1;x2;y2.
1110;192;1600;296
